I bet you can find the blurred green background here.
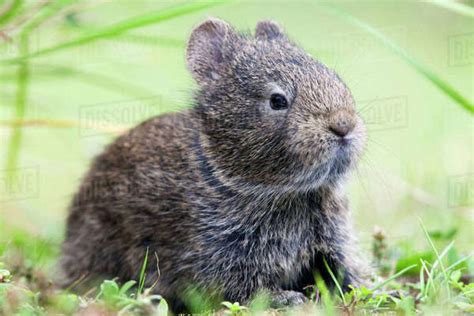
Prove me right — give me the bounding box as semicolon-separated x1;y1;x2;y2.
0;0;472;263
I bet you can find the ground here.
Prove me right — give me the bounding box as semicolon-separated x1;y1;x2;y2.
0;220;473;315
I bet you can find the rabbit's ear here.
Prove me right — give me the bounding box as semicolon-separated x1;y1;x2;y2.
186;18;240;85
255;20;286;41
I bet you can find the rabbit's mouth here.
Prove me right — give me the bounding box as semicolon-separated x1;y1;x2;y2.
322;133;365;183
328;149;354;178
297;141;359;188
288;155;351;191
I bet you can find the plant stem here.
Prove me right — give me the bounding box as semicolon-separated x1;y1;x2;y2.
5;32;28;172
1;0;232;65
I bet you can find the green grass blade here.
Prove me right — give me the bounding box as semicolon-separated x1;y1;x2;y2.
1;0;232;65
419;218;451;299
4;1;76;172
418;234;459;302
5;33;28;172
431;240;454;272
323;257;346;305
318;3;474;115
315;274;336;316
420;259;434;298
0;0;23;27
446;254;472;272
370;264;417;292
119;280;137;296
137;247;149;296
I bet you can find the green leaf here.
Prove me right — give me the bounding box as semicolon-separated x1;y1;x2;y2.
315;274;336;316
100;280;120;298
323;257;346;305
157;297;169;314
119;280;137;296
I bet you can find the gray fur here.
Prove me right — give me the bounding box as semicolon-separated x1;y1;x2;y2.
60;18;368;312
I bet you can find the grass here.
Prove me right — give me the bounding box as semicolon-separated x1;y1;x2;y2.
318;2;474;115
0;1;230;65
1;0;228;173
0;223;472;315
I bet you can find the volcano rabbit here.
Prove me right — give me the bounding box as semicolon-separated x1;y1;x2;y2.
60;18;368;311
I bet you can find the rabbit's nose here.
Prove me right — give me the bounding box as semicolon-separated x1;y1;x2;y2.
329;115;355;138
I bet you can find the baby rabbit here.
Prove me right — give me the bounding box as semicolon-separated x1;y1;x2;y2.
60;18;367;312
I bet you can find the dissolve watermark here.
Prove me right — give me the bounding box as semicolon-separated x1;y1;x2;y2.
448;32;474;67
447;174;473;208
0;167;39;202
69;169;198;210
78;96;162;137
358;96;408;131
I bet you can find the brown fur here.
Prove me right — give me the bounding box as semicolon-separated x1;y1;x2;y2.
60;18;367;312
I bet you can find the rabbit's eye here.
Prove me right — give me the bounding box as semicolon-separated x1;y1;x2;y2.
270;93;288;110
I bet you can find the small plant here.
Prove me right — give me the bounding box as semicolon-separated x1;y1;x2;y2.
372;226;391;276
222;301;248;315
89;249;166;314
95;279;167;315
